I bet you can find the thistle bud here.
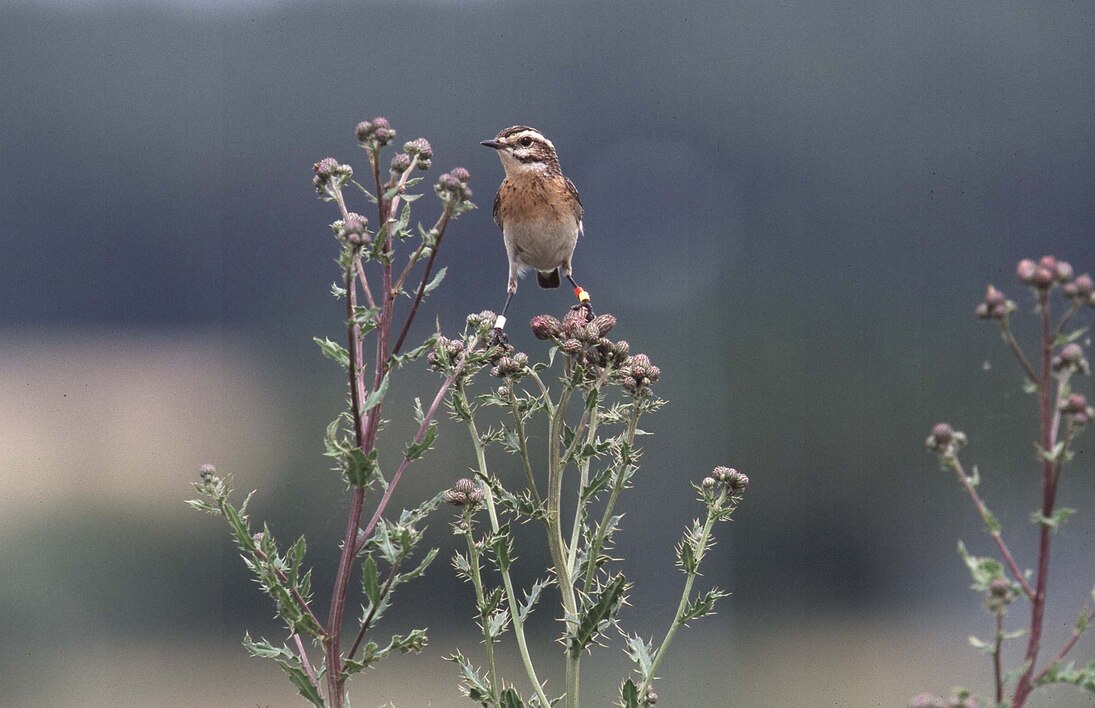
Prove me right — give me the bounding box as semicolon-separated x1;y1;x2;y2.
1053;342;1088;374
1062;392;1088;414
1074;273;1094;298
199;463;216;482
1016;259;1037;284
926;423;959;452
561;338;583;356
590;313;617;337
562;307;589;337
451;166;471;182
530;314;563;340
1033;266;1055;289
644;690;658;705
1055;260;1074;282
454;478;477;495
442;489;467;506
989;578;1013;605
390;153;412;175
404;138;433;169
356;117;394;147
312;157;352;196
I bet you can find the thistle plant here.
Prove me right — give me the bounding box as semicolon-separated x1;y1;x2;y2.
914;256;1095;707
188;118;475;707
430;307;749;707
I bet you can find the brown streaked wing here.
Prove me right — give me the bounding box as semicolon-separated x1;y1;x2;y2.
564;176;584;224
492;187;503;228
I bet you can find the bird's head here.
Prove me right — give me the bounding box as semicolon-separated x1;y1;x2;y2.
481;126;560;176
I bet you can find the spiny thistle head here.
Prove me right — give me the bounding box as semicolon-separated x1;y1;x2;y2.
925;422;967;463
356;117;394;148
443;478;484;508
312;157;352;197
403;138;433;169
975;285;1014;320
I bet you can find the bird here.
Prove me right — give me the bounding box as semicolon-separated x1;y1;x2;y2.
481;125;592;340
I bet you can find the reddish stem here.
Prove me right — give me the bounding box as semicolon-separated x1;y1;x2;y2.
1012;290;1060;706
325;154;396;705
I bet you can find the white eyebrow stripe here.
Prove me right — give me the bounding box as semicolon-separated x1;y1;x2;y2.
511;130;555;151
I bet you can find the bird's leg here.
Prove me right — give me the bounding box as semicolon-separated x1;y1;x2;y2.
489;278;517;347
565;273;594;322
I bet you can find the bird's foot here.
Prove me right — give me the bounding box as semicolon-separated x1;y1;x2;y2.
572;300;595;322
487;327;509;349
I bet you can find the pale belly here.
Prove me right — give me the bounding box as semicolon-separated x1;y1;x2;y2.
504;218;580;272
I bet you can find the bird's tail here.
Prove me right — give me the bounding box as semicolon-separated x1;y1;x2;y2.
537;269;561;289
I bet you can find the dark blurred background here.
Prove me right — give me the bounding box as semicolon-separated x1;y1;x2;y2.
2;1;1094;705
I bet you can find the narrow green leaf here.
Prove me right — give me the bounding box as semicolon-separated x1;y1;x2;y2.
313;336;349;368
363;372;390;412
1032;507;1076;531
623;634;654;678
619;679;641;708
518;577;551;622
404;422;438;460
569;574;628;656
422;266;447;295
500;688;525;708
679;587;730;624
362;555;381;607
491;525;514;572
345;447;380;488
446;651;493;702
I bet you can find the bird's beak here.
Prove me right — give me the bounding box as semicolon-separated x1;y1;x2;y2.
480;139;504;149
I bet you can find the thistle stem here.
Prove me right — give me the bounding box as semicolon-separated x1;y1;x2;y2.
458;383;552;708
1012;290;1061;706
581;404;641;598
949;456;1034;599
638;489;727;698
464;521;500;702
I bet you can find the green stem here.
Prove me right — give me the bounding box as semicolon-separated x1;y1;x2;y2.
547;375;579;707
464;519;500;703
458;383;551;708
638;489;727;698
507;379;542;505
581;404;641;598
565;385;604;579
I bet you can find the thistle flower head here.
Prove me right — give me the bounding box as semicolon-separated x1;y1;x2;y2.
1052;342;1089;375
390;153;412;176
925;422;967;459
356;117;395;148
312;157;352;197
530;314;563;340
444;478;484;508
491;353;529;379
404;138;433;169
435;168;473;203
619;352;660;395
975;285;1014;320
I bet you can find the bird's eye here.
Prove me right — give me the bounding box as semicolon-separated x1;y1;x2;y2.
519;137;533;147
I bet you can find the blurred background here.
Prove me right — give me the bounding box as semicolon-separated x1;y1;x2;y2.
2;0;1094;705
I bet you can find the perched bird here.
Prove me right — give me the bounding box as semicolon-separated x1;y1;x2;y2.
481;126;591;338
